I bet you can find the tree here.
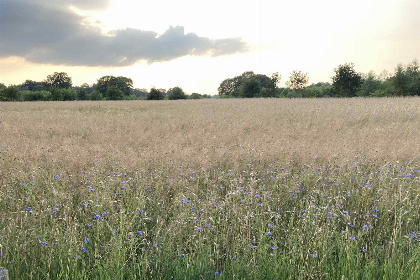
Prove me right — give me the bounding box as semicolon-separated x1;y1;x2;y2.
240;78;261;98
147;88;164;100
167;87;187;100
1;86;20;101
45;72;72;89
77;88;88;100
286;70;309;91
97;76;133;96
332;63;363;97
19;80;46;91
189;93;203;99
105;87;125;100
360;71;382;96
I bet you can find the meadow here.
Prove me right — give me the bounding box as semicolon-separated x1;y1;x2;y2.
0;98;419;279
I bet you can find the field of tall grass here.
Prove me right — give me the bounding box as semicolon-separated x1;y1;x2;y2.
0;98;419;279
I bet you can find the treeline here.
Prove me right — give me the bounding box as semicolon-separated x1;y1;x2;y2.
218;60;420;98
1;59;419;101
0;73;213;102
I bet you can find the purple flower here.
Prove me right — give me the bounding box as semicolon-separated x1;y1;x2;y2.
139;210;144;214
363;225;368;230
94;214;100;220
267;232;272;236
412;231;417;238
138;231;143;235
215;271;219;276
350;236;355;241
250;245;256;249
84;238;89;244
81;247;86;252
268;224;273;228
343;211;348;215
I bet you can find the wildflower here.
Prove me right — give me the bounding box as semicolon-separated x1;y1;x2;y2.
81;247;86;252
343;211;348;215
250;245;256;249
271;246;276;250
94;214;100;220
268;224;273;228
180;254;184;260
350;236;355;241
139;209;144;214
363;225;368;230
215;271;219;276
84;238;89;244
41;242;47;246
138;231;143;235
267;232;272;236
412;231;417;238
102;211;107;216
55;175;59;179
196;226;201;231
25;207;32;211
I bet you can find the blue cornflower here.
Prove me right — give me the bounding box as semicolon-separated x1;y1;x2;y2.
363;225;368;230
250;245;256;249
271;246;276;250
180;254;184;260
267;232;272;236
94;214;100;220
55;175;59;179
138;231;143;235
412;231;417;238
350;236;355;241
25;207;32;211
196;226;201;231
102;211;107;216
268;223;273;228
81;247;86;252
84;238;89;244
139;209;144;214
343;211;348;214
41;242;47;246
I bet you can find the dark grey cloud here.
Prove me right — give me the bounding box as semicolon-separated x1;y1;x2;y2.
0;0;247;66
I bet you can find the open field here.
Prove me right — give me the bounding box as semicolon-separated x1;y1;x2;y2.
0;98;419;279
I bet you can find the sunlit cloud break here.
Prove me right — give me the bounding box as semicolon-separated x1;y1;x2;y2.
0;0;247;67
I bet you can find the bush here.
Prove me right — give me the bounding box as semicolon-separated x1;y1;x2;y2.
189;93;203;99
147;88;164;100
21;90;51;101
168;87;187;100
105;87;124;100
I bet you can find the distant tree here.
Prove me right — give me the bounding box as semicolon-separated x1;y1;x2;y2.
97;76;133;96
189;92;203;99
240;78;261;98
147;88;164;100
1;86;21;101
332;63;363;97
391;60;420;96
89;90;103;100
105;87;125;100
19;80;46;91
286;70;309;92
45;72;72;89
359;71;382;96
76;88;88;100
168;87;187;100
218;71;277;97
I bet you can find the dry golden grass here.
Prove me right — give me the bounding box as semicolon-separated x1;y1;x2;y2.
0;98;419;173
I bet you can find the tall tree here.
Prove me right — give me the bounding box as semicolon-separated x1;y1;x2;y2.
44;72;72;89
147;88;164;100
332;63;363;97
286;70;309;91
97;76;133;96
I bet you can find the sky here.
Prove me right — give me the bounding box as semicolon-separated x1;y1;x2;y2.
0;0;419;94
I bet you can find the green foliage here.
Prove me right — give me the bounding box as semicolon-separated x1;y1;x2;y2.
332;63;364;97
218;71;279;98
89;90;103;100
0;86;21;101
189;93;203;99
168;87;187;100
391;60;420;96
97;76;133;96
240;77;261;98
76;88;88;100
20;80;46;91
147;88;164;100
21;90;51;101
105;87;125;100
359;71;382;96
44;72;72;90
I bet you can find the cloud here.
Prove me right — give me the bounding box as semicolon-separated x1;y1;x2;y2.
0;0;247;66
